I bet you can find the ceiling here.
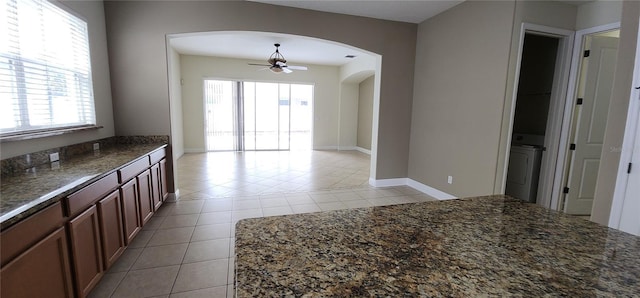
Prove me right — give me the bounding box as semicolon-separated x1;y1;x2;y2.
249;0;465;24
170;32;368;66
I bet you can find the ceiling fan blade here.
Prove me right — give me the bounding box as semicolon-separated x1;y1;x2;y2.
287;65;308;71
282;67;293;74
248;63;272;66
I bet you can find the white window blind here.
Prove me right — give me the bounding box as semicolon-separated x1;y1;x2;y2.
0;0;95;137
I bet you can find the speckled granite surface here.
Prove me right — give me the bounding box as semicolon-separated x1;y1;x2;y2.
0;137;167;229
235;195;640;297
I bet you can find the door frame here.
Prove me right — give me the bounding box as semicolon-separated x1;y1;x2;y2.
551;22;621;212
609;21;640;229
499;23;574;210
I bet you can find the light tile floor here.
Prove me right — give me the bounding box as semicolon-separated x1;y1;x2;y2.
89;150;436;298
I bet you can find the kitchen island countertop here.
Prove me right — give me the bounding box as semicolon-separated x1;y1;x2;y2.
235;195;639;297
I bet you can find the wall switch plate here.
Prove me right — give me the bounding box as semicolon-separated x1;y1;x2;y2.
93;143;100;150
49;152;60;162
447;175;453;184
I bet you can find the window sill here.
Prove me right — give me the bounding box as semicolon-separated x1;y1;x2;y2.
0;125;103;142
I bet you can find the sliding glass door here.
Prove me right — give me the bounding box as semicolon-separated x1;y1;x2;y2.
204;80;237;151
204;79;313;152
290;84;313;150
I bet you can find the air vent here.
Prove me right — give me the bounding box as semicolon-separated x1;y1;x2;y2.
345;55;356;58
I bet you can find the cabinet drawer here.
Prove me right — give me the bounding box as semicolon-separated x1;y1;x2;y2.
66;172;118;216
1;202;64;266
118;156;150;183
149;147;166;164
1;227;74;298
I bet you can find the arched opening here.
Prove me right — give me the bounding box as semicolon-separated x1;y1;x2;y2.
165;31;382;198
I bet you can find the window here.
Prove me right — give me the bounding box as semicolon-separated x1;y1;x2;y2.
0;0;95;138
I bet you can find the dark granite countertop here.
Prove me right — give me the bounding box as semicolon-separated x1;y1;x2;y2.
235;195;640;297
0;142;167;229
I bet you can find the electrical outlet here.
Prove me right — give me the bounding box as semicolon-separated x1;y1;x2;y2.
49;152;60;162
447;175;453;184
93;143;100;150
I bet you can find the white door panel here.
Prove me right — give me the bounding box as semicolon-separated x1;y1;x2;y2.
565;37;619;214
619;104;640;236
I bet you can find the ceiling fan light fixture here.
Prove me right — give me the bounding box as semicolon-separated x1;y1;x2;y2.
248;43;308;74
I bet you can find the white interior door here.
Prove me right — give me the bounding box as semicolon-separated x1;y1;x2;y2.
564;36;619;214
618;106;640;236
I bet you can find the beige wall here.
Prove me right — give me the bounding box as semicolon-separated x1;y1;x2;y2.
338;57;375;150
358;76;374;150
179;55;340;152
168;47;184;159
339;55;376;82
591;0;639;225
409;1;581;198
338;84;359;149
1;0;115;159
576;1;623;30
409;1;516;197
103;1;416;180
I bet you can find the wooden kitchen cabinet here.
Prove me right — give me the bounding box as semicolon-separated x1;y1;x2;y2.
1;144;172;298
120;178;142;245
68;205;104;297
0;227;74;298
149;148;168;205
159;158;169;200
151;163;162;210
97;190;125;270
137;169;155;225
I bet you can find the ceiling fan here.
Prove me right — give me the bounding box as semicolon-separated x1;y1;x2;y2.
249;43;308;74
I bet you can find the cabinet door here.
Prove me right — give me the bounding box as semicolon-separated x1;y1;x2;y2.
121;179;141;245
97;190;125;270
68;205;104;297
137;169;154;225
1;227;73;298
150;163;162;210
159;158;169;200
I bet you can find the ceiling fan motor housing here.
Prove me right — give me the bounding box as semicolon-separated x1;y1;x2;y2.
248;43;306;73
268;57;286;66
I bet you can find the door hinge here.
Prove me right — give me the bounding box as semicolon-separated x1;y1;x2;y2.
576;98;583;105
569;144;576;151
628;162;633;174
563;187;570;194
583;50;590;57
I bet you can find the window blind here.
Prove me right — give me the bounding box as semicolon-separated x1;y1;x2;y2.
0;0;95;137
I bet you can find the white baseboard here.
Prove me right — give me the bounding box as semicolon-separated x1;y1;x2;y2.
313;146;339;150
338;146;357;151
184;148;205;153
165;189;180;202
368;177;457;200
369;177;407;187
355;146;371;155
407;179;456;200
